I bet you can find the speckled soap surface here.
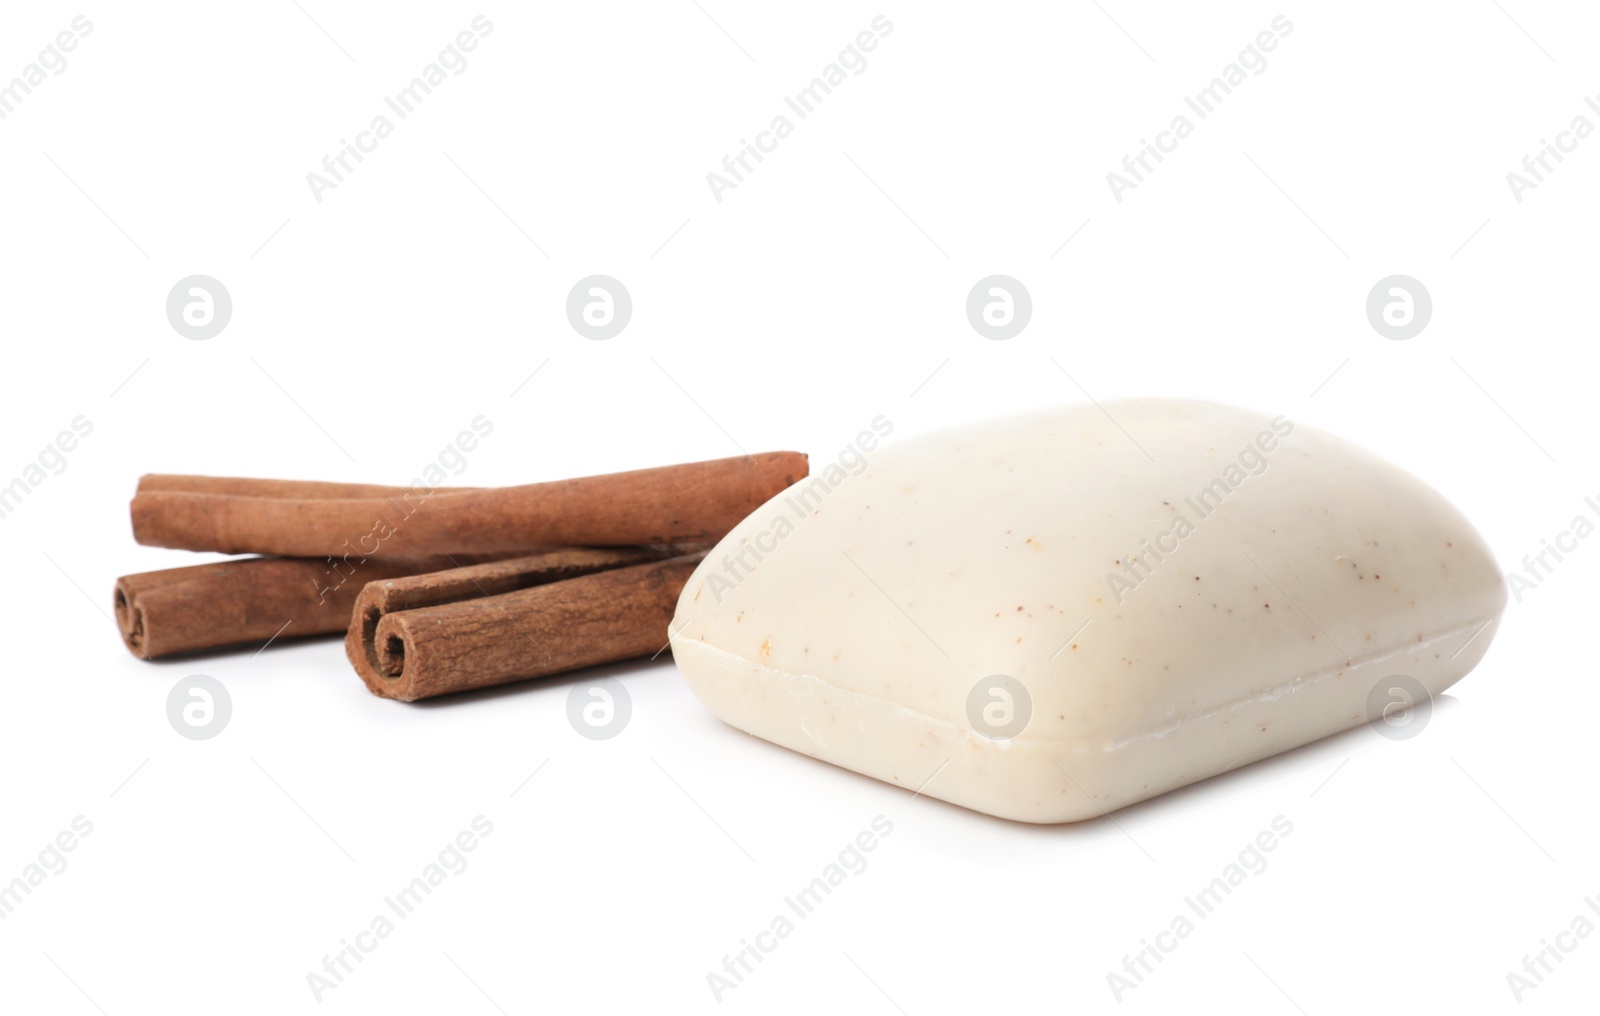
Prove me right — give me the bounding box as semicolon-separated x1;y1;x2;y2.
668;400;1506;823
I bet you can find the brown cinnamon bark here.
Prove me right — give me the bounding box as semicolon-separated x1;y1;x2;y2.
116;554;514;659
347;546;678;689
352;551;706;701
130;452;806;558
136;475;478;498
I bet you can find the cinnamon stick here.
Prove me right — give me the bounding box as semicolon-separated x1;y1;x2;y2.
347;546;678;690
116;554;514;659
350;551;706;701
129;452;806;558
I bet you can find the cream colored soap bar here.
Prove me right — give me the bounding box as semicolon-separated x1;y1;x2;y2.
668;401;1506;823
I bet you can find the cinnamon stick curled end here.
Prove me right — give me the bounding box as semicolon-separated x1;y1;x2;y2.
348;548;706;702
115;554;516;659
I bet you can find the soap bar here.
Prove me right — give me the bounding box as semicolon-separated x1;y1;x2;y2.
668;400;1506;823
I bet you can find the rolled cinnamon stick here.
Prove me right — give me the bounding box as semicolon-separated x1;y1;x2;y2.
347;546;678;688
130;452;807;558
116;554;514;659
352;551;706;701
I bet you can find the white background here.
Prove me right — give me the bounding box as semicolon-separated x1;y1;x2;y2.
1;2;1596;1012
